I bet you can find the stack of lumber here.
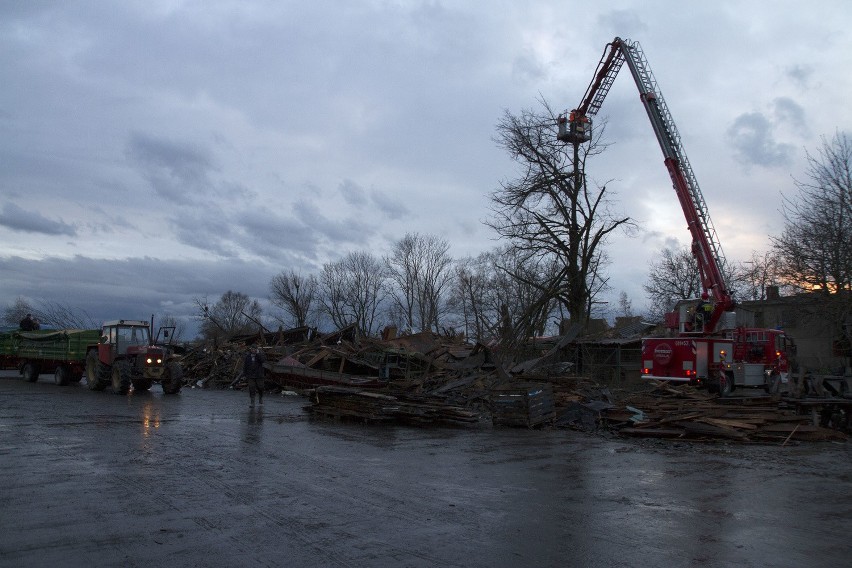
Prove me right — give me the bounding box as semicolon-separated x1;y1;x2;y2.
608;381;846;442
307;386;480;425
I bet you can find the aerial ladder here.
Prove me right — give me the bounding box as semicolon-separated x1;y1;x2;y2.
557;37;734;333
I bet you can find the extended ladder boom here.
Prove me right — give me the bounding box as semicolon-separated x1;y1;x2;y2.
559;37;733;332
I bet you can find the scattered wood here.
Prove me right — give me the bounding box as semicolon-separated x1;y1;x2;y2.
177;326;849;443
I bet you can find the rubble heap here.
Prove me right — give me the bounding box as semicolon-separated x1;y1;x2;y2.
177;326;850;441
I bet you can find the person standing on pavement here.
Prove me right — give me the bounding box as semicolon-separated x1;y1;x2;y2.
20;314;35;331
243;345;266;407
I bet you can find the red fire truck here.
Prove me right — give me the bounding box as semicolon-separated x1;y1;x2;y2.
559;37;795;395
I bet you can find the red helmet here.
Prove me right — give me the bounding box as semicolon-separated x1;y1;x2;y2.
701;292;709;300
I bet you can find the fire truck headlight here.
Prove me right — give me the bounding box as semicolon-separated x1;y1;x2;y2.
146;357;153;364
157;358;162;364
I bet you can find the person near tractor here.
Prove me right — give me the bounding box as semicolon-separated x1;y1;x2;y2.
20;314;35;331
243;345;266;407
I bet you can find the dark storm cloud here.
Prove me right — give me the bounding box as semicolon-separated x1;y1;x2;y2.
125;132;217;205
234;208;319;262
785;64;814;88
292;200;375;247
169;209;239;258
0;203;77;236
727;112;794;167
772;97;806;131
370;188;409;220
0;254;276;334
338;179;368;207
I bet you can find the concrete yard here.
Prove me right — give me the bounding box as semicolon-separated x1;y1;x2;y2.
1;371;850;567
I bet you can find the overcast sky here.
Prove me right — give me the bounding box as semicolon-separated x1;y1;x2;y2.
2;0;851;336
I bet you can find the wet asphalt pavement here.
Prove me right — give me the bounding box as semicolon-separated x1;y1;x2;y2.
1;370;850;568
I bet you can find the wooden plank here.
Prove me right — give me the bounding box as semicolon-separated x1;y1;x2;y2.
697;417;759;430
677;420;748;440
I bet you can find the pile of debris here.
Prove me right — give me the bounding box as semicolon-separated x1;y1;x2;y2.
600;381;848;443
177;325;850;441
307;386;480;425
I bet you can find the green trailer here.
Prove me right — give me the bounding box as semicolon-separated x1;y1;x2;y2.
0;329;102;385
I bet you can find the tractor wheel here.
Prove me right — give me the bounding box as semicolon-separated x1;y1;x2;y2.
22;362;39;383
161;362;183;394
54;365;70;386
86;350;110;391
111;361;131;395
132;378;153;392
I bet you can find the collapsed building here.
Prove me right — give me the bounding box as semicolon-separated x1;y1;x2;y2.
177;322;850;443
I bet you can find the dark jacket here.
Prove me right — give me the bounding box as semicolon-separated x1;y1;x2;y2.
243;351;266;379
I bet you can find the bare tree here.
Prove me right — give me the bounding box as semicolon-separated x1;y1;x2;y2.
773;132;852;294
643;247;702;321
2;297;35;328
317;251;388;336
487;99;633;339
195;291;263;341
644;244;747;322
269;270;318;328
448;247;565;344
449;252;500;342
3;297;98;329
385;232;453;333
737;250;786;301
617;291;634;318
156;313;187;343
771;132;852;365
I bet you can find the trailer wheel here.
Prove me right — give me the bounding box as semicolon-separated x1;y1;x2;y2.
111;361;131;395
132;378;153;391
22;363;39;383
54;365;70;386
161;362;183;394
86;350;109;391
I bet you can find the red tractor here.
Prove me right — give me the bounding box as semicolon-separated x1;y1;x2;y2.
85;319;183;394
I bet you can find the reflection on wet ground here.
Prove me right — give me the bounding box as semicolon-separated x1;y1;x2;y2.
0;373;850;567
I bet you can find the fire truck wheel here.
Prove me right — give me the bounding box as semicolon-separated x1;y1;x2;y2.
21;363;39;383
706;378;719;395
162;362;183;394
132;378;153;391
86;350;109;391
111;361;131;395
54;365;70;386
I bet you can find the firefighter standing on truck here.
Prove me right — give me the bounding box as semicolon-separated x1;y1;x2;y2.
694;292;713;332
